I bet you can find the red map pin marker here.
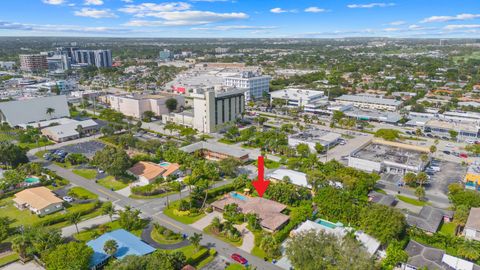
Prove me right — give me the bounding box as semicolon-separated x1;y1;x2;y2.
252;156;270;197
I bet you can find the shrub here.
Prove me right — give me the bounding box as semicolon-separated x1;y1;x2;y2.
186;248;209;265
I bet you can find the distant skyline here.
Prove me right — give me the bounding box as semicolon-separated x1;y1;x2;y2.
1;0;480;38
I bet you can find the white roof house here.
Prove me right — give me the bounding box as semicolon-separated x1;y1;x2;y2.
268;169;309;188
0;95;70;126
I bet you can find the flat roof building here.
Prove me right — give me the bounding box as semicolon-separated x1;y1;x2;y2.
335;94;402;111
19;54;48;73
465;208;480;241
41;119;99;142
270;88;328;113
179;141;249;162
424;119;480;141
107;93;185;119
0;95;70;126
288;128;342;152
223;71;271;100
348;140;429;175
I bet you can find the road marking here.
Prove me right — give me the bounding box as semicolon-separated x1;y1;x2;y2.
97;189;121;200
154;215;183;231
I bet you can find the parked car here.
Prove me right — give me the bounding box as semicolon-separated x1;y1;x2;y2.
460;153;468;158
62;196;74;203
231;253;248;265
427;166;440;172
442;150;451;155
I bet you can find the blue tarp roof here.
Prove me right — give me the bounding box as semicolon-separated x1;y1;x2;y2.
87;229;155;267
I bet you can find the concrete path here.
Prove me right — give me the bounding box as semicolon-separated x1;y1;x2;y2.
191;211;223;231
1;261;44;270
116;186;132;197
61;214;114;237
235;224;255;253
140;223;190;250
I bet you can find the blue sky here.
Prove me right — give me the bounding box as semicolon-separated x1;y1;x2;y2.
1;0;480;37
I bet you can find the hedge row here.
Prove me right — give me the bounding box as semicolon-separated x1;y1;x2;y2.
35;201;101;227
186;248;210;266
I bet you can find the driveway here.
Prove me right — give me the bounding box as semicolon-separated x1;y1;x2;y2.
1;261;44;270
235;224;255;253
191;212;223;231
140;223;190;250
116;186;132;197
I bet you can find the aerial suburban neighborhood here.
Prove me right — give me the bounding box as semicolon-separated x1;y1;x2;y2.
1;1;480;270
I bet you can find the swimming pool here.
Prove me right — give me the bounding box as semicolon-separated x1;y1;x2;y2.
316;219;337;229
159;162;170;167
231;192;247;201
24;177;40;184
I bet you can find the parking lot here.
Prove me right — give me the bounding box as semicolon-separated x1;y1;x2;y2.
57;141;106;158
428;160;466;196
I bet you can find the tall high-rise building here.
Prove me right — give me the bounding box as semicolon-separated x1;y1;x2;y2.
159;49;173;61
192;88;246;133
19;54;48;72
73;49;112;68
47;54;71;72
223;71;271;100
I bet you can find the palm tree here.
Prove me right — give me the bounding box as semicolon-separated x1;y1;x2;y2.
46;107;55;119
68;212;82;235
211;217;222;233
103;239;118;256
76;125;84;137
306;171;326;195
12;235;30;261
189;233;203;252
102;204;117;222
458;240;480;261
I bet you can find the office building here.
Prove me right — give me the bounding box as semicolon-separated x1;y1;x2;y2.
0;61;15;70
163;87;247;133
159;49;173;61
335;94;402;111
19;54;48;72
47;54;71;72
270;88;328;112
107;93;185;119
288;128;342;152
215;47;230;54
224;71;271;100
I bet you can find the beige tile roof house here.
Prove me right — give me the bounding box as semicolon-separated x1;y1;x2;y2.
127;161;181;186
13;187;64;216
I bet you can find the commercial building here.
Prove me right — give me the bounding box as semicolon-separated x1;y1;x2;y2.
0;61;15;70
179;141;249;162
343;108;402;124
0;95;70;126
268;169;309;188
211;192;289;232
87;229;155;269
270;88;328;112
288;128;342;152
223;71;271;100
423;119;480;141
41;119;99;142
13;187;64;216
465;208;480;241
127;161;181;186
348;140;429;175
19;54;48;72
107;93;185;119
464;164;480;192
335;94;402;111
47;54;71;72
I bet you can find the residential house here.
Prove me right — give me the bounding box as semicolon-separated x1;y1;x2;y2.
127;161;180;186
406;206;454;234
13;187;64;216
465;207;480;241
368;191;397;206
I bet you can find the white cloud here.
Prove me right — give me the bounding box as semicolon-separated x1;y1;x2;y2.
270;8;287;13
74;8;117;18
389;20;405;26
304;7;326;13
119;2;192;15
121;0;133;2
421;13;480;23
347;2;395;9
383;27;400;32
191;25;276;31
0;20;131;34
84;0;103;5
124;11;247;26
444;24;480;30
42;0;65;5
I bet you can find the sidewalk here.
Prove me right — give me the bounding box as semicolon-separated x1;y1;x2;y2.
61;214;114;237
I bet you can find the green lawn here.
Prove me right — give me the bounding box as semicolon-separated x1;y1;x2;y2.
151;227;183;244
251;246;268;260
68;186;98;200
203;224;243;247
225;264;246;270
0;133;16;142
253;158;280;169
218;138;236;145
163;200;206;224
97;176;128;191
169;245;216;269
439;222;457;236
17;140;54;150
0;253;19;267
73;169;97;180
74;220;144;242
396;195;427;206
129;191;177;200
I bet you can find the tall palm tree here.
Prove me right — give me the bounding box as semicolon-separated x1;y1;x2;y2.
189;233;203;252
68;212;82;235
12;235;30;261
46;107;55;119
103;239;118;256
102;204;117;222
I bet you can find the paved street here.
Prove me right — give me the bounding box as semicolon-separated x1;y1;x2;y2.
62;215;114;237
